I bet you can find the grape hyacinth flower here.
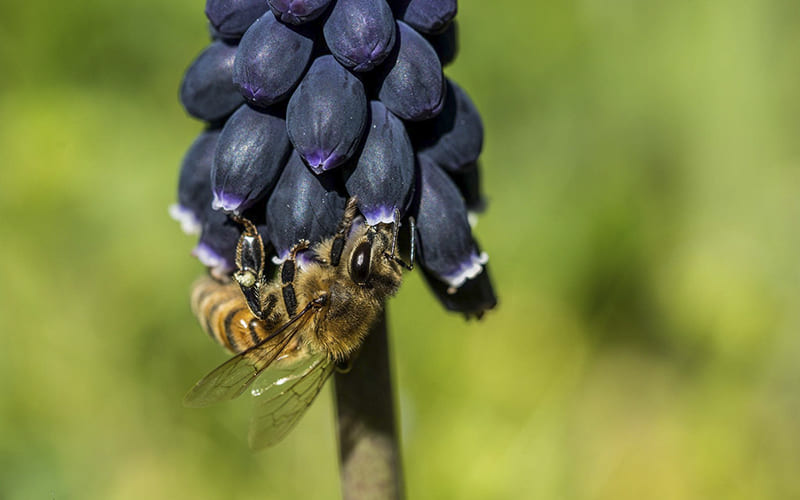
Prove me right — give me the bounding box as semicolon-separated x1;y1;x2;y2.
173;0;495;318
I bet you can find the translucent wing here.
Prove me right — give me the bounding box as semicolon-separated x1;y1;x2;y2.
247;349;335;449
183;309;315;408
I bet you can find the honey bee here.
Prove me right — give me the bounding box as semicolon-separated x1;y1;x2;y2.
185;197;414;448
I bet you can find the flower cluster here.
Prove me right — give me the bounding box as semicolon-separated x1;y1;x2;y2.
172;0;496;317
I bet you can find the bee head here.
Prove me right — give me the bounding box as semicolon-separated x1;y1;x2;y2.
345;223;403;289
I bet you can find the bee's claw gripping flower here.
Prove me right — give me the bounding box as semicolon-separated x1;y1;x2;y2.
233;12;315;108
323;0;396;72
267;0;333;25
171;129;220;235
211;104;292;214
266;150;347;261
344;101;414;226
411;79;483;172
287;55;368;173
180;41;243;123
206;0;268;39
390;0;457;35
377;21;445;122
176;0;496;318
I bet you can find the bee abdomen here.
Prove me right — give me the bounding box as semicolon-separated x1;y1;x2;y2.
191;276;269;354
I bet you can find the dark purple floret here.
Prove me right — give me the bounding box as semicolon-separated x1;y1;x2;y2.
344;101;414;225
391;0;457;34
412;79;483;172
171;129;221;234
287;55;368;173
268;0;333;25
447;161;486;214
211;104;292;213
425;20;458;67
206;0;268;39
266;150;347;260
180;41;244;123
377;21;444;122
323;0;396;72
421;264;496;318
233;11;315;107
193;204;241;273
414;155;487;289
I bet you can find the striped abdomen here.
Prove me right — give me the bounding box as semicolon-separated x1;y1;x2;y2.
191;275;282;354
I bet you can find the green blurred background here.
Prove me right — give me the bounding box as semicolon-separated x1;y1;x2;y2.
2;1;799;498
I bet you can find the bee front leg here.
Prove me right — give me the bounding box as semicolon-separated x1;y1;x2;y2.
329;197;360;267
280;239;310;318
384;209;415;270
230;214;267;319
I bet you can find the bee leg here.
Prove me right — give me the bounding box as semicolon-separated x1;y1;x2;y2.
384;208;415;270
230;214;267;319
329;197;360;267
280;239;310;318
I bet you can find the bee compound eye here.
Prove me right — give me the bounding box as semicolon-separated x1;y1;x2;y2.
349;241;372;285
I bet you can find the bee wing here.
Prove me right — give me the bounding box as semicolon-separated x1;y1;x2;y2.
247;350;335;449
183;309;315;408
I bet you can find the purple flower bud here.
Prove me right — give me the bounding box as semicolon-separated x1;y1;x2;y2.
391;0;457;34
266;150;347;259
287;55;368;173
233;12;315;107
344;101;414;225
323;0;396;72
421;263;496;318
211;104;292;213
377;21;444;122
170;129;221;235
206;0;268;39
180;41;244;123
412;79;482;171
425;20;458;67
268;0;333;25
414;155;487;289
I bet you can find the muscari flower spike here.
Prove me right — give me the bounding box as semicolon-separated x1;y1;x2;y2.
173;0;496;318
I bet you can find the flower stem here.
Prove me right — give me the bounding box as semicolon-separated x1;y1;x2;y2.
334;310;404;500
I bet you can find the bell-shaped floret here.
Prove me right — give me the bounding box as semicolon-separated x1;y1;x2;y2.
421;263;496;318
376;21;444;122
412;79;483;171
391;0;457;34
323;0;396;72
180;41;244;123
414;155;487;289
171;129;221;234
206;0;268;39
344;101;414;225
265;150;347;260
233;12;315;107
211;104;292;213
268;0;333;25
287;55;368;173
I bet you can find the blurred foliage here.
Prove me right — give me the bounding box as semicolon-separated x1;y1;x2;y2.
1;1;800;499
